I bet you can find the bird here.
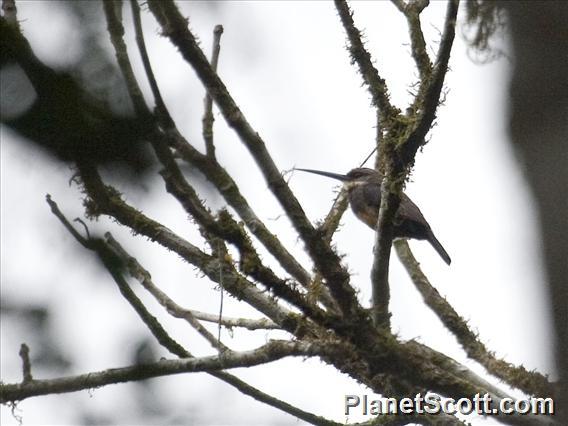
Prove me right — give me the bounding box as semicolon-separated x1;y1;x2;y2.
296;167;451;265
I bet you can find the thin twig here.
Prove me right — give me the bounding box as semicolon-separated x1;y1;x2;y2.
184;310;279;330
77;165;300;332
103;1;151;119
19;344;32;384
203;24;224;158
155;140;329;322
105;233;280;332
129;0;174;127
217;241;225;348
46;194;89;248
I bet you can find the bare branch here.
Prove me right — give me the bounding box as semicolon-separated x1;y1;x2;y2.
370;180;398;328
172;137;326;305
0;340;322;403
18;344;32;384
129;0;175;127
131;1;317;309
76;165;300;332
104;232;276;344
334;0;400;128
46;198;339;424
152;140;329;322
370;0;458;329
187;310;279;330
399;0;459;165
103;0;151;119
391;0;433;79
210;372;344;426
394;240;554;397
318;188;349;244
147;0;361;317
46;194;90;248
203;24;224;158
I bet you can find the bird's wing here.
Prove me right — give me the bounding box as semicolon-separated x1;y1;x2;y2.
363;184;428;224
398;193;428;224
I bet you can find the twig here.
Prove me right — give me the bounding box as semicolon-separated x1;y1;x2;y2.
318;188;349;244
104;233;281;331
18;344;32;384
104;232;227;351
129;0;174;127
103;1;151;119
394;240;554;397
46;195;90;248
123;2;329;325
203;25;224;158
76;165;301;333
184;310;279;330
217;241;225;347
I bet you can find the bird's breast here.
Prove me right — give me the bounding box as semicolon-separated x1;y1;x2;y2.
348;185;380;229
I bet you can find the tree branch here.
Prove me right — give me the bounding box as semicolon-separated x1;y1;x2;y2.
0;340;321;403
105;231;280;334
18;344;32;384
203;24;224;158
334;0;400;128
172;136;330;306
76;165;300;333
125;0;335;312
147;0;361;318
46;197;343;425
129;0;175;128
391;0;432;80
394;240;554;397
103;0;151;120
399;0;459;166
370;179;398;328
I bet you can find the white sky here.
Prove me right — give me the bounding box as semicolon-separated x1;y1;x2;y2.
1;1;554;425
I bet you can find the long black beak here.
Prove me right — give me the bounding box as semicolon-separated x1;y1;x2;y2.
295;168;349;182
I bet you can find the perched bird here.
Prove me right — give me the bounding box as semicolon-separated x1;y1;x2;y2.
297;167;451;265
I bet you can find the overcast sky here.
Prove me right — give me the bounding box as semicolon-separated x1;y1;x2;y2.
1;1;554;425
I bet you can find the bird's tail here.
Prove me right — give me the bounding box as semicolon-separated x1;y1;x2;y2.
427;231;451;265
